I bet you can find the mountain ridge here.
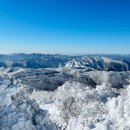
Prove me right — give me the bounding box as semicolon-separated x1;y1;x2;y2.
0;53;130;71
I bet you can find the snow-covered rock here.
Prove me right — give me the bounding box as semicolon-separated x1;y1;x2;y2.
0;75;58;130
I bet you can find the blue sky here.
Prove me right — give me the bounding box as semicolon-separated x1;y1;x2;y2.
0;0;130;54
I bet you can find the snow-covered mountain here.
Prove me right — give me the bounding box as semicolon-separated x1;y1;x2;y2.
0;54;130;71
1;71;130;130
1;54;130;130
65;56;129;71
65;59;86;69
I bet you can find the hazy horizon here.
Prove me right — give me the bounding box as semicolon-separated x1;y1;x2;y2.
0;52;130;56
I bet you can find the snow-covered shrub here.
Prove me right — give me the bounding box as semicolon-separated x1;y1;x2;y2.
0;75;58;130
30;81;130;130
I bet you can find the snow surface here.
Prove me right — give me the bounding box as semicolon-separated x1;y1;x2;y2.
0;68;130;130
65;59;86;68
0;74;58;130
30;82;130;130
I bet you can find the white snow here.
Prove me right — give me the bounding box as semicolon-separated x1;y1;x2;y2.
65;59;85;68
1;67;130;130
0;74;57;130
30;82;130;130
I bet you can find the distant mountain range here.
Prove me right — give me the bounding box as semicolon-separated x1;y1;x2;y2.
0;53;130;71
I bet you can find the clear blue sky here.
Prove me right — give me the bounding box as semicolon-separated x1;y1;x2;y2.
0;0;130;54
